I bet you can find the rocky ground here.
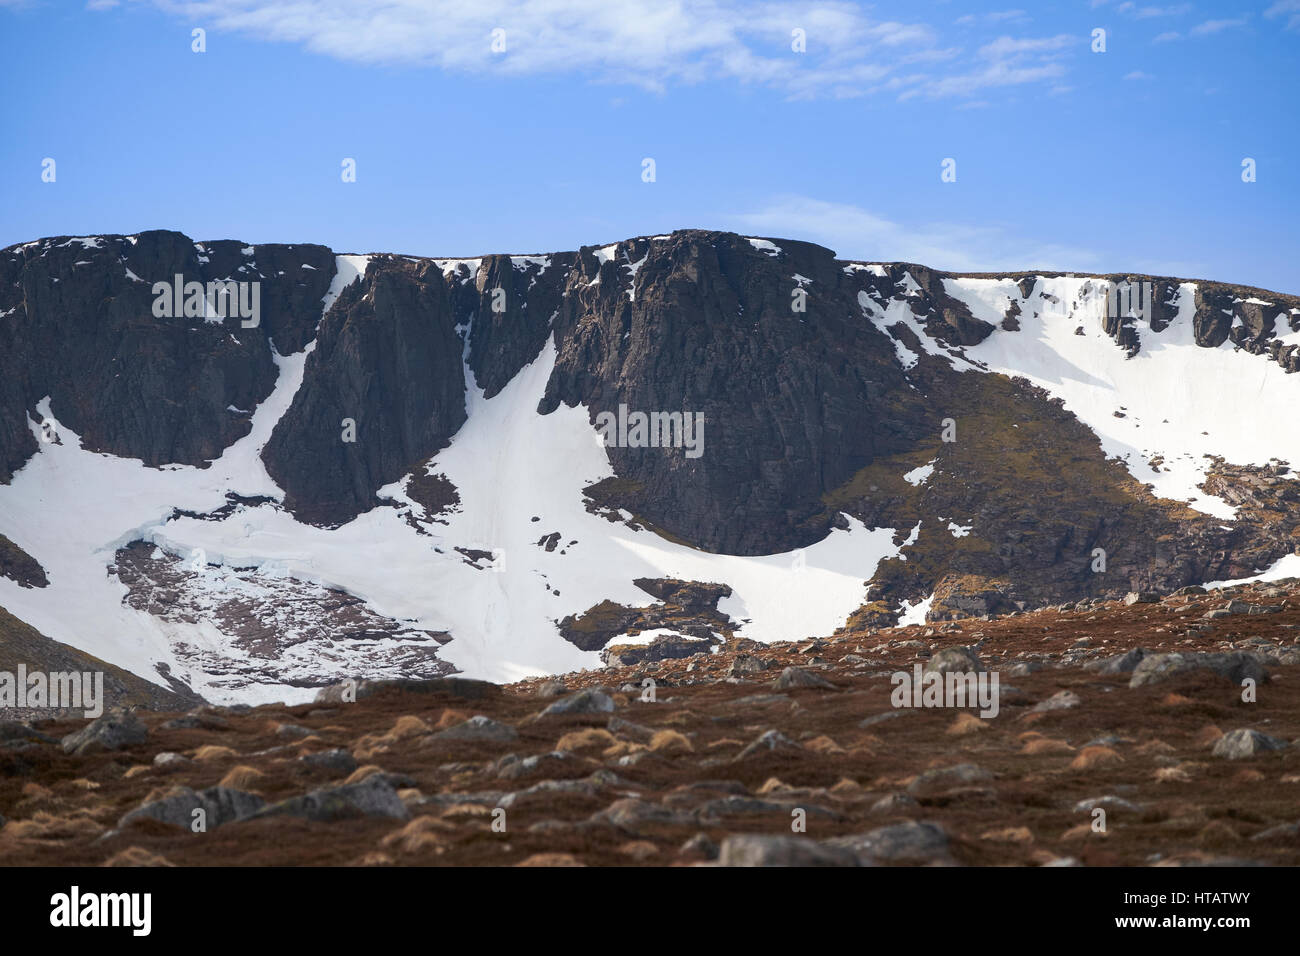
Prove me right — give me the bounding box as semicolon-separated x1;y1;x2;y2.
3;578;1300;867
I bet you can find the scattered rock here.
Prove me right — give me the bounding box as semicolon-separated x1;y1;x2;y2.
728;654;770;677
119;786;265;831
61;710;148;756
1124;591;1160;605
771;667;836;691
1031;690;1081;713
681;832;720;860
1211;728;1288;760
251;775;410;822
923;646;985;675
718;834;861;867
1129;652;1267;688
825;821;950;863
907;764;993;796
602;634;715;667
1086;648;1146;674
432;715;519;744
314;677;500;704
735;729;801;761
539;688;616;717
871;792;919;814
1073;794;1142;814
299;748;358;775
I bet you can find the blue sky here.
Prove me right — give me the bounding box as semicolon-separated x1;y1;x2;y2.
2;0;1298;292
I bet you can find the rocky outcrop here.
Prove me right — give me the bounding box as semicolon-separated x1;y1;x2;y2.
0;534;46;588
543;232;922;554
261;257;467;524
0;231;335;475
465;253;576;398
6;227;1300;638
560;576;734;652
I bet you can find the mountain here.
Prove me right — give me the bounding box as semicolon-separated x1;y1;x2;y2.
1;228;1298;704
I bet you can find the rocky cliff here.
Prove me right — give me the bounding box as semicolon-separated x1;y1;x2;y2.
2;227;1299;699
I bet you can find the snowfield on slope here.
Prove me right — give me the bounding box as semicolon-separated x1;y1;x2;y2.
147;336;903;694
0;253;905;701
8;247;1300;705
940;276;1300;520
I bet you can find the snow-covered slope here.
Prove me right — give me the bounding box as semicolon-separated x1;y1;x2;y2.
0;255;904;702
4;232;1300;705
941;276;1300;520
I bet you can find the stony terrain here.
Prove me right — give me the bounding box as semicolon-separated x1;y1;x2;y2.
3;578;1299;867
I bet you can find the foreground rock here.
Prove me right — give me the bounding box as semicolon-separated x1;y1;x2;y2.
1211;728;1288;760
314;677;500;703
825;822;951;863
61;710;148;756
119;786;265;831
250;775;410;822
539;688;616;716
717;835;862;867
1128;652;1268;688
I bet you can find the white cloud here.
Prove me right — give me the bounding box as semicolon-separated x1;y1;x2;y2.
1153;30;1181;42
898;33;1076;101
1265;1;1300;31
102;1;1075;101
1116;3;1191;18
1190;18;1248;35
729;195;1099;273
1124;70;1153;79
956;9;1028;26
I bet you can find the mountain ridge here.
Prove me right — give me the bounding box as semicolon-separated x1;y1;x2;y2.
2;227;1299;701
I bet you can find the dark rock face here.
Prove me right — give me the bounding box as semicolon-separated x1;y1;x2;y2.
465;252;576;397
0;534;46;588
542;231;921;554
889;262;995;346
6;226;1300;637
600;633;716;667
0;231;335;476
261;257;467;524
632;577;731;608
560;576;736;652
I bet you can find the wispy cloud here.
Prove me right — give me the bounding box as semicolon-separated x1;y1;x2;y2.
730;195;1099;273
1265;1;1300;31
1190;17;1249;35
1115;2;1191;18
955;9;1030;26
897;33;1077;101
96;0;1077;101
